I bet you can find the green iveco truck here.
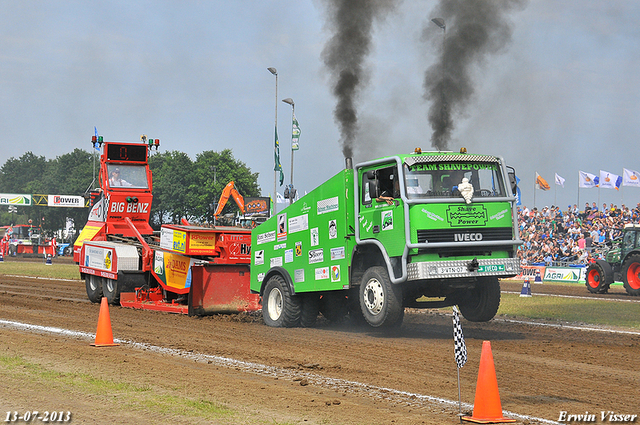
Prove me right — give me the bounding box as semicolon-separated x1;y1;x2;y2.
250;148;522;328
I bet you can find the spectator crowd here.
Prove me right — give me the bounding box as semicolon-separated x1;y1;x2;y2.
516;201;640;266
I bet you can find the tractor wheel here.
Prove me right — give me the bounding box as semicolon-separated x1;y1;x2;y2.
300;293;320;328
585;260;612;293
63;246;73;256
102;278;120;305
85;275;104;303
622;253;640;296
262;275;301;327
458;277;501;322
359;266;404;328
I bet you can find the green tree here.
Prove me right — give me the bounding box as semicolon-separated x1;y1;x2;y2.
148;151;195;227
192;149;260;224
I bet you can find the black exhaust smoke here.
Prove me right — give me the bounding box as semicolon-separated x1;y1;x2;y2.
423;0;527;150
321;0;398;159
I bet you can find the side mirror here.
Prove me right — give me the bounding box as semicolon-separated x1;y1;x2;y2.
506;166;518;196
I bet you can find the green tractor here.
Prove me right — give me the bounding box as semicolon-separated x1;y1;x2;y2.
585;223;640;296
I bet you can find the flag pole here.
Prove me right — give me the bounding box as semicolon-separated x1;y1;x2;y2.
533;171;536;209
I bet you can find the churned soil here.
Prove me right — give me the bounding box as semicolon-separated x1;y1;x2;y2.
0;261;638;424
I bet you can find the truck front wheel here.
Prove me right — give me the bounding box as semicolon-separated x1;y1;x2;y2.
586;260;612;293
458;277;500;322
622;253;640;296
262;275;301;327
102;278;120;305
85;275;104;303
359;266;403;328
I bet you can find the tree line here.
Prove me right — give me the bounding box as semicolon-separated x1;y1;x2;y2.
0;148;260;239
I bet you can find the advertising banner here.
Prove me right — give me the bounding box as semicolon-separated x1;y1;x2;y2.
0;194;31;206
48;195;85;208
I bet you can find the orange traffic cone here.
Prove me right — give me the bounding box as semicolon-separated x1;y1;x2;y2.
462;341;514;423
91;297;119;347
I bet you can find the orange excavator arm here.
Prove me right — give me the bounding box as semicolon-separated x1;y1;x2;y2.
214;181;245;218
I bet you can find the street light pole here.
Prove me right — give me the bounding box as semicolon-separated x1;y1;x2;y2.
268;67;278;215
282;97;295;204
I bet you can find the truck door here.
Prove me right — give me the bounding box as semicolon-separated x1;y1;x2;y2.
359;165;405;257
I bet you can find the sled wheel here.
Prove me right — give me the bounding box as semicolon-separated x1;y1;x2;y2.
102;278;120;305
85;274;104;303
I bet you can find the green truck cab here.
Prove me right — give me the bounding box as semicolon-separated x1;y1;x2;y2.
250;148;522;328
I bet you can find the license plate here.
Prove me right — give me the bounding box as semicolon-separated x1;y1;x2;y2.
437;266;466;275
478;264;505;273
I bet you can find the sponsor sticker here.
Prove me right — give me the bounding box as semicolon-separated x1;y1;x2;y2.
317;196;339;215
254;250;264;265
331;265;341;282
257;272;265;282
277;213;287;241
270;256;283;267
294;269;305;283
288;214;309;233
257;231;276;245
295;241;302;257
382;210;393;231
284;248;293;263
330;246;346;260
315;267;330;280
309;248;323;264
328;219;337;239
310;228;319;246
274;243;286;250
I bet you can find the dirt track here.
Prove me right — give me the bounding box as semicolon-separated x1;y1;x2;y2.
0;262;638;424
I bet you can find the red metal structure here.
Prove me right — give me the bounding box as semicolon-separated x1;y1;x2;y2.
75;135;260;315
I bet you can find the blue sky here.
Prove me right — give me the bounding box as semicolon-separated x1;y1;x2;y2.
1;1;639;211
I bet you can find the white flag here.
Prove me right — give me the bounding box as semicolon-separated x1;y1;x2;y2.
555;173;565;187
578;171;598;188
276;192;287;204
623;168;640;187
600;170;622;190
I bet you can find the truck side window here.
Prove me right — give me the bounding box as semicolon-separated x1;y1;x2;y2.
377;166;399;198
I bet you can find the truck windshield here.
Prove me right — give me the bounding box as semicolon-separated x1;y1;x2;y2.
107;164;149;189
404;162;505;199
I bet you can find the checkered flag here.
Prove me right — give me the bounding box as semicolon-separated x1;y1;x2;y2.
452;306;467;369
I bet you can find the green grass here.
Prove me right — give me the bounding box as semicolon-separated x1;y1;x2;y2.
0;354;233;420
0;261;81;280
499;292;640;330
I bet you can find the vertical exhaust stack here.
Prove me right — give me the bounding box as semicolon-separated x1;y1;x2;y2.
345;157;353;170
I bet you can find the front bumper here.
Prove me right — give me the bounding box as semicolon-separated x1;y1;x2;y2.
406;257;520;281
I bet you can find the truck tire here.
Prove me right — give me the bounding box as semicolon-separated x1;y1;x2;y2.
458;277;500;322
300;293;320;327
85;275;104;303
622;253;640;296
63;246;72;256
359;266;403;328
262;275;301;327
102;278;120;305
586;260;612;293
319;292;349;324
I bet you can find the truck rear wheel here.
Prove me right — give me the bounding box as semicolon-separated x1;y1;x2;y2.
586;260;612;293
262;275;301;327
359;266;403;328
458;277;500;322
85;275;104;303
622;253;640;296
102;278;120;305
300;293;320;327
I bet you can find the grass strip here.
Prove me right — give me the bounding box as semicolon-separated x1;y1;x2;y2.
0;262;80;280
499;292;640;330
0;354;234;420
